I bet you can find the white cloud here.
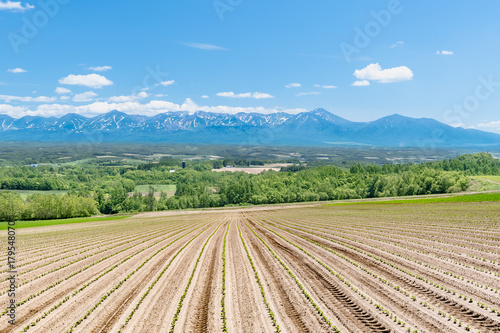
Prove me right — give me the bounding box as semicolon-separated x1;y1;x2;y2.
390;41;404;48
285;83;301;88
106;96;135;103
159;80;175;87
313;84;337;89
87;66;112;72
73;91;98;102
55;87;71;94
354;63;413;84
7;67;27;73
436;50;454;55
476;121;500;134
216;92;274;99
0;94;56;103
252;92;274;99
0;104;27;117
351;80;371;87
296;92;321;97
1;98;307;118
0;1;34;12
107;92;149;103
201;95;209;99
59;74;113;89
449;122;465;128
181;42;227;51
60;96;70;100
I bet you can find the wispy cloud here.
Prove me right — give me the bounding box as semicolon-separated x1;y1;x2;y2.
390;41;404;48
107;92;149;103
216;92;274;99
0;1;34;12
285;83;301;88
354;63;413;84
181;42;227;51
7;67;27;73
87;66;112;72
295;91;321;97
55;87;71;94
313;84;337;89
73;91;98;102
59;74;113;89
351;80;370;87
436;50;454;55
159;80;175;87
476;121;500;134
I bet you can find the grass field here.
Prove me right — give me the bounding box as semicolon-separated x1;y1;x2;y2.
1;201;499;332
0;215;130;230
0;189;68;200
134;185;176;193
474;175;500;183
468;178;500;192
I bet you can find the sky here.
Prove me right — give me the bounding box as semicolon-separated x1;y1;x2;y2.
1;0;500;133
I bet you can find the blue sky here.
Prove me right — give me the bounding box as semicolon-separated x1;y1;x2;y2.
1;0;500;133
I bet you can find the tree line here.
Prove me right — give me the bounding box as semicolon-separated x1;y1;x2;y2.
0;192;98;222
0;153;498;221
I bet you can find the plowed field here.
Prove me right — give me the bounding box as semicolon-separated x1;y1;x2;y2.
2;201;500;332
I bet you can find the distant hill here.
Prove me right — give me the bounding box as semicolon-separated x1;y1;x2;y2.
1;109;499;147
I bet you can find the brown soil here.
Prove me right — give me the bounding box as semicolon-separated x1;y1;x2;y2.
3;202;500;333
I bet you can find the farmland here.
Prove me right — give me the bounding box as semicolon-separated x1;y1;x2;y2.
1;201;500;332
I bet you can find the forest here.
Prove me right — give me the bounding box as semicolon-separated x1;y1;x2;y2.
0;153;498;221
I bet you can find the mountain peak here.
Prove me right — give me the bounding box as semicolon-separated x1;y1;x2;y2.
310;108;331;115
306;108;352;124
103;110;128;117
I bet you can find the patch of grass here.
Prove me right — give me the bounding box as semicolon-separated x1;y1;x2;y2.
468;178;500;192
326;192;500;206
0;189;68;200
474;176;500;183
0;215;131;230
134;185;176;193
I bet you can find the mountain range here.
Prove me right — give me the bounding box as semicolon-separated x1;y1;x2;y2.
0;109;499;147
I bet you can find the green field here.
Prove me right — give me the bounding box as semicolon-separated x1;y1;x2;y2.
468;177;500;191
0;189;68;199
327;192;500;206
0;215;131;230
474;175;500;182
134;185;176;193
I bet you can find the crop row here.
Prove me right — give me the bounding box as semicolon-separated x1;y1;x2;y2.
236;219;281;332
62;223;208;333
269;215;500;305
243;218;340;332
258;214;500;330
116;222;215;332
249;217;411;331
169;222;224;333
1;224;193;321
220;221;230;332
